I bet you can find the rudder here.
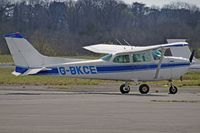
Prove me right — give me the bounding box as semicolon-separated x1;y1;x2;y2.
4;33;45;68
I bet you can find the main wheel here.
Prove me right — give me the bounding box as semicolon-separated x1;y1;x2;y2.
120;84;130;94
139;84;150;94
169;85;178;94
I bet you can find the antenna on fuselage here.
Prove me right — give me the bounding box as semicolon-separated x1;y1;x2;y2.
123;39;131;46
115;39;123;45
116;39;126;50
123;39;134;50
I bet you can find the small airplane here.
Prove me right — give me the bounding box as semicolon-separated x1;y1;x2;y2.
3;33;200;94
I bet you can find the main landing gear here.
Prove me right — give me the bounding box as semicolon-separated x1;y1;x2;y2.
139;84;150;94
119;81;178;94
119;83;150;94
120;82;130;94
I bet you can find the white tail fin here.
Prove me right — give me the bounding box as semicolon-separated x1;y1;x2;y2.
4;33;45;68
4;33;86;76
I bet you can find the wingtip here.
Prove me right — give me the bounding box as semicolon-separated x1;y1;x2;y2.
4;32;24;38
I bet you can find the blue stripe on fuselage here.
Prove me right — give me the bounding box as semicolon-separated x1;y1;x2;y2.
15;62;190;75
96;64;156;73
96;63;190;73
15;66;28;73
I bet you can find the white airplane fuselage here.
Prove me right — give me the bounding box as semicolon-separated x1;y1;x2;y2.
29;56;189;82
4;33;198;94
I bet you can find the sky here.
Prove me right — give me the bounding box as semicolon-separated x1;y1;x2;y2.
123;0;200;7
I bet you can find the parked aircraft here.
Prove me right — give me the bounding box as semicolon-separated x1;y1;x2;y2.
4;33;200;94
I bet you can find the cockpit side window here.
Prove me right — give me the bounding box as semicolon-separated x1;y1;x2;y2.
132;52;152;62
113;54;130;63
152;49;162;60
132;53;143;62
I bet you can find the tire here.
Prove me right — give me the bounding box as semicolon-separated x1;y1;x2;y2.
120;84;130;94
139;84;150;94
169;86;178;94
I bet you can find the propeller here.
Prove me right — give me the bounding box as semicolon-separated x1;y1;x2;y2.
189;50;195;63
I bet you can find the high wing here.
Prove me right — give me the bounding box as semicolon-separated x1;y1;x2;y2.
83;44;136;54
83;42;189;54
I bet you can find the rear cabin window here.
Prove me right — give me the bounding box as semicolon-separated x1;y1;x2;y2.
113;55;130;63
132;52;152;62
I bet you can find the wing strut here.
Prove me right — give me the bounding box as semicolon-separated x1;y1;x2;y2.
154;48;165;79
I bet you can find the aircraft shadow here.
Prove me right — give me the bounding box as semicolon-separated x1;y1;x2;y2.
66;92;168;97
2;92;168;97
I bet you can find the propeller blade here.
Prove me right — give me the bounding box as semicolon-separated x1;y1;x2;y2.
189;50;195;63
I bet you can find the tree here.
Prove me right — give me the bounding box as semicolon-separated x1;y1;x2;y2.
0;0;200;55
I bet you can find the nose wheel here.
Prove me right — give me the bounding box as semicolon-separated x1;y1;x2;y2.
120;82;130;94
168;81;178;94
169;85;178;94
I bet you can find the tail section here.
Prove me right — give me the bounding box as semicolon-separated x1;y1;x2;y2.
4;33;45;68
4;32;86;76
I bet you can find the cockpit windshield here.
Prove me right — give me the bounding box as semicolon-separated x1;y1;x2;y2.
101;54;112;61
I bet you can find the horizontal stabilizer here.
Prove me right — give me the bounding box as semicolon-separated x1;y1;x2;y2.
12;67;51;76
12;71;22;76
23;67;51;75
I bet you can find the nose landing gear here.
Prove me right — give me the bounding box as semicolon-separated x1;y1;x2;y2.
169;85;178;94
169;81;178;94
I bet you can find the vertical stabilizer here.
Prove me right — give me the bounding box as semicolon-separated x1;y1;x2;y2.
4;33;45;68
